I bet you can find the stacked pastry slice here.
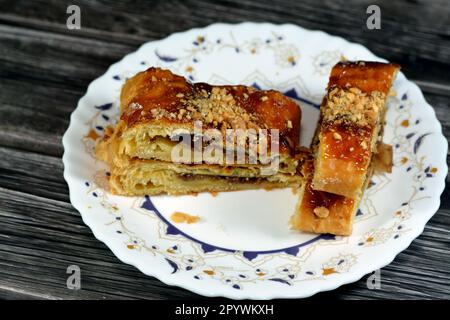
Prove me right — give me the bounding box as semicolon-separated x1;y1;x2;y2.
291;61;400;235
96;67;304;195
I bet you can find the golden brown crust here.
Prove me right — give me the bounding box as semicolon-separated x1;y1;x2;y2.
119;67;301;154
328;61;400;94
312;61;399;199
291;142;391;236
96;67;304;196
292;61;399;235
291;157;357;236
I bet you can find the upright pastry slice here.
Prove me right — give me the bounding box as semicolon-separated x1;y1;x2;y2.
291;156;362;236
312;61;400;199
291;61;399;235
96;67;303;196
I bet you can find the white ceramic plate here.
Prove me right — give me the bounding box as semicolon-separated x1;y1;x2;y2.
63;23;447;299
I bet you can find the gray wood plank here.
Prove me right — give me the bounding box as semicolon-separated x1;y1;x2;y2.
0;0;449;85
0;187;202;300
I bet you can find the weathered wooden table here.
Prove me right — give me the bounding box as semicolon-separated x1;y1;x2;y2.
0;0;448;299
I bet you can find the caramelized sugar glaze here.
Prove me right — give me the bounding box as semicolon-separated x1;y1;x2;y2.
119;68;302;155
312;61;400;198
321;124;372;171
299;160;355;215
329;61;400;94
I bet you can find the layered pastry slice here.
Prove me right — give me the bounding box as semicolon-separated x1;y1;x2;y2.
96;67;304;196
291;155;361;236
311;61;399;199
291;61;399;235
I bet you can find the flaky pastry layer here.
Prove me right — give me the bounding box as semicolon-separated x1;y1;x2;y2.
312;61;399;199
96;67;304;196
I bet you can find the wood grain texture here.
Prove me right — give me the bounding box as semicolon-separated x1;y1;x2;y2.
0;0;448;300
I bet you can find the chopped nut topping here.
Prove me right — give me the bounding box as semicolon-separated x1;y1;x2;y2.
322;87;386;127
349;87;361;94
360;140;368;150
123;102;143;118
150;107;176;120
313;206;329;218
139;72;298;139
154;86;262;130
286;120;293;129
333;132;342;140
128;102;142;110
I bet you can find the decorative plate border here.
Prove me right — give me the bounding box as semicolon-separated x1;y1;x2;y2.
63;23;448;299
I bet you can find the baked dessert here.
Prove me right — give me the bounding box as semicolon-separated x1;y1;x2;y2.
96;67;303;195
311;61;400;199
291;61;399;235
291;156;359;235
96;62;398;236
